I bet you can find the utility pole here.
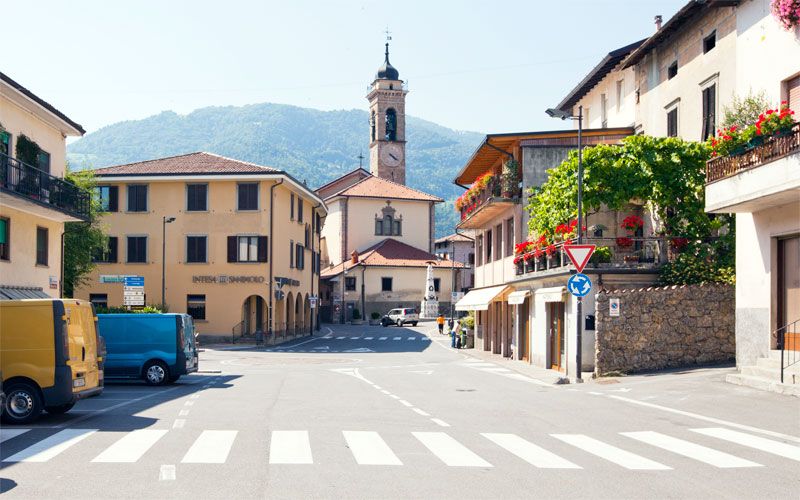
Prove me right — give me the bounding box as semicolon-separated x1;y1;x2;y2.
575;105;584;383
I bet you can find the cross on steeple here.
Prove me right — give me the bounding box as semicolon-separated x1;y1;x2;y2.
357;151;365;169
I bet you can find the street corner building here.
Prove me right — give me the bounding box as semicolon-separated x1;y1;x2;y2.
0;72;88;299
73;152;327;343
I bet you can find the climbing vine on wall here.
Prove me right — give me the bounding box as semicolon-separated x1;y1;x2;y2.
525;135;735;285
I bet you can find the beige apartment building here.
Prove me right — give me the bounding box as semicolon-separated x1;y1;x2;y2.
74;152;327;341
0;72;88;299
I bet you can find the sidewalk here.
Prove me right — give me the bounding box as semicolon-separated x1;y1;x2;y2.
455;345;587;385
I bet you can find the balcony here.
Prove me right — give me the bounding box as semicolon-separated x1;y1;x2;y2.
705;123;800;214
0;152;90;221
457;177;521;230
512;237;673;277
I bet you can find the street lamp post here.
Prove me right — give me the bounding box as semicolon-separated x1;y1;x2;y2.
161;216;176;312
545;105;584;383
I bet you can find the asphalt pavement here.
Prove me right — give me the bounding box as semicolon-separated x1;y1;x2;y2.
1;322;798;499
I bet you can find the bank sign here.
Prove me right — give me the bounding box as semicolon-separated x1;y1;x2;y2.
192;275;266;284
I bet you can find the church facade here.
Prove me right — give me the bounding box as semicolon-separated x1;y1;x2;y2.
317;42;462;323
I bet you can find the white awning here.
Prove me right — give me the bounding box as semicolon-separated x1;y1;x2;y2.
455;285;508;311
534;286;565;303
507;290;531;305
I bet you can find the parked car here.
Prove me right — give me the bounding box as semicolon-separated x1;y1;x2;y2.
380;308;419;327
97;313;198;385
0;299;103;424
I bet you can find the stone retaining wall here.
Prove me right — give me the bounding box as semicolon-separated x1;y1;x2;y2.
594;283;734;376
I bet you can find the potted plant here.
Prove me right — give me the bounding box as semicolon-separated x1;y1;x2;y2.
621;215;644;235
501;159;520;198
755;102;796;138
590;246;612;266
514;255;524;275
616;237;634;249
771;0;800;31
369;311;381;326
351;309;363;325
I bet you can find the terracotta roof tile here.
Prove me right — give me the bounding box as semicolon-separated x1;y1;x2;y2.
321;238;463;278
93;152;281;176
327;175;442;202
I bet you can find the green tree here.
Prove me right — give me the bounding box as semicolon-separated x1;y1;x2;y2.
63;167;107;297
721;90;770;129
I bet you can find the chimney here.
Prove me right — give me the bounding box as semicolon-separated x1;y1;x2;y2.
654;15;663;31
351;250;359;265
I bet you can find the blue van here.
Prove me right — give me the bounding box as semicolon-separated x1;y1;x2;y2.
97;313;198;385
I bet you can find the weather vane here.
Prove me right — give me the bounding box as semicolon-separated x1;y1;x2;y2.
384;27;392;42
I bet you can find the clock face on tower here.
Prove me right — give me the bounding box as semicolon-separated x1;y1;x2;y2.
380;143;403;167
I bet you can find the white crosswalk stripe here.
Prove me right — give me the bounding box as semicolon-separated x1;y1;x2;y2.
269;430;313;464
482;433;581;469
0;428;30;443
3;429;97;463
621;431;762;468
690;427;800;462
92;429;168;463
552;434;671;470
413;432;492;467
343;431;402;465
182;430;238;463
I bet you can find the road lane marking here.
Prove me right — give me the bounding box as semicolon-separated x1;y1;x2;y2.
408;337;416;341
412;408;431;416
393;337;401;340
159;464;176;481
373;385;382;390
379;337;388;340
179;409;190;416
690;428;800;461
431;418;451;427
621;431;761;468
0;428;30;443
482;433;581;469
343;431;402;465
607;395;800;443
412;432;491;467
336;337;346;340
390;395;400;399
479;368;511;373
190;394;200;399
551;434;670;470
184;400;195;406
398;399;413;407
589;392;604;395
463;363;497;367
4;429;97;462
381;390;391;395
365;337;374;340
181;430;238;463
269;431;313;464
92;429;168;463
173;419;186;429
350;336;360;339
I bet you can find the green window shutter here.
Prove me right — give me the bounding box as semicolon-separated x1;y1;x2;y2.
0;219;7;244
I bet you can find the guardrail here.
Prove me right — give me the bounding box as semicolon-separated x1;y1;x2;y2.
778;318;799;384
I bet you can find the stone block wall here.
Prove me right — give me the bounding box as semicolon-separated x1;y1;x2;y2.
595;283;734;376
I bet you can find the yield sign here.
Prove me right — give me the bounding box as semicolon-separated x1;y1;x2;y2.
563;244;596;273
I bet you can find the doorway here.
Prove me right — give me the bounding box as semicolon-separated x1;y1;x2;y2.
520;298;530;362
548;302;565;370
777;235;800;351
242;295;267;335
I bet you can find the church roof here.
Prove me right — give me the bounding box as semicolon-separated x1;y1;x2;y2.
326;175;442;202
314;167;371;199
321;238;464;278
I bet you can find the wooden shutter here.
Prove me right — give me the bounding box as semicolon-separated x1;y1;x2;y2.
108;237;118;263
289;241;294;268
227;236;237;263
108;186;118;212
257;236;269;262
788;76;800;116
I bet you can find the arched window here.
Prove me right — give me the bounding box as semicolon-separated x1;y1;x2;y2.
370;111;376;142
384;214;393;234
385;108;397;141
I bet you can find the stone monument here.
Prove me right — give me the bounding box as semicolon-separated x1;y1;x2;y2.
420;262;439;319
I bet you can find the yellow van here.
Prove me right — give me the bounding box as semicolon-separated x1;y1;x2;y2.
0;299;103;424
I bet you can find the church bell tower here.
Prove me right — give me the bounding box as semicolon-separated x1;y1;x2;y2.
367;38;408;185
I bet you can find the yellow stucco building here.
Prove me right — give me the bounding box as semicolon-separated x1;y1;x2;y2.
73;152;327;342
0;72;88;299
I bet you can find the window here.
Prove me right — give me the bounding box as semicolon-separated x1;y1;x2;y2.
468;252;475;265
703;31;716;53
227;235;267;263
127;236;147;263
668;61;678;80
616;80;624;110
290;193;295;220
593;227;604;238
701;84;717;140
476;236;483;266
187;294;206;320
295;243;305;270
0;217;9;261
93;236;118;263
667;108;679;137
495;224;502;260
505;218;514;257
305;224;310;248
237;183;258;210
186;184;208;211
127;185;148;212
486;229;493;262
89;294;108;311
393;219;402;236
375;219;384;235
381;277;393;291
433;278;441;292
345;276;356;291
375;214;401;236
786;75;800;115
289;240;294;268
385;109;397;141
298;198;304;223
0;130;10;156
35;227;48;266
315;212;321;234
96;186;118;212
186;236;207;263
370;111;376;142
36;150;50;174
600;93;608;128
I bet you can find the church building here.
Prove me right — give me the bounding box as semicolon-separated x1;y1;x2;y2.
317;41;462;323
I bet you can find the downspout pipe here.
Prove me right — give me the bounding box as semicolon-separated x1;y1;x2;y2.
269;179;284;340
312;201;322;333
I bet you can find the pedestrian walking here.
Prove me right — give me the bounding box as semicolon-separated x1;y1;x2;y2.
436;314;445;335
451;317;460;348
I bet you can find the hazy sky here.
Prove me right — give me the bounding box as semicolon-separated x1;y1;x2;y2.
5;0;687;136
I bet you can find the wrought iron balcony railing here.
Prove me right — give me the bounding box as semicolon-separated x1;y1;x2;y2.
458;177;522;222
0;152;90;220
706;123;800;183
